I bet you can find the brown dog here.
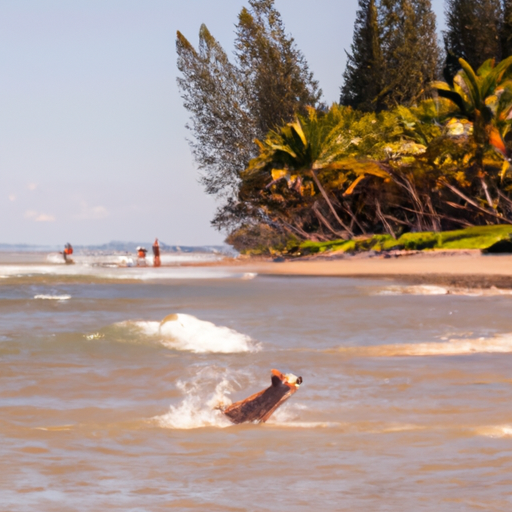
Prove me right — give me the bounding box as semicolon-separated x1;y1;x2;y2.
222;369;302;424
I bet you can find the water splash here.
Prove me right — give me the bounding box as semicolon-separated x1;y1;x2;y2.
153;368;237;429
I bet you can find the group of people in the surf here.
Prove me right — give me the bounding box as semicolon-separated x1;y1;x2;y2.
60;238;161;267
136;238;161;267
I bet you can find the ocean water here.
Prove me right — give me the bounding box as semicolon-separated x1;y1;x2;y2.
2;252;512;511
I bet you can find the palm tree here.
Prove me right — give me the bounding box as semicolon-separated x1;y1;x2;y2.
433;57;512;207
243;105;389;238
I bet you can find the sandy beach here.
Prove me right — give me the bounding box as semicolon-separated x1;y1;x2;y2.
225;251;512;288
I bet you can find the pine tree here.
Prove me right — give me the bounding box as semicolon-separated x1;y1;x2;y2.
502;0;512;58
176;0;322;231
444;0;502;70
176;26;255;198
235;0;322;136
379;0;440;107
340;0;385;112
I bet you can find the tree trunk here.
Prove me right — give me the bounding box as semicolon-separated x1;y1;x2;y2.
375;199;396;239
312;202;349;239
310;169;353;237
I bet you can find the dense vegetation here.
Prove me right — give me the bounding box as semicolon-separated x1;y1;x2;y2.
291;225;512;256
177;0;512;254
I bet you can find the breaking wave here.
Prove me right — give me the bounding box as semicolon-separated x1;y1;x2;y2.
474;425;512;438
377;285;449;295
118;313;260;354
335;333;512;357
34;294;71;301
375;285;512;296
0;264;250;281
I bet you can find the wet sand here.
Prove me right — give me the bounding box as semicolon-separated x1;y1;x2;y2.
222;252;512;288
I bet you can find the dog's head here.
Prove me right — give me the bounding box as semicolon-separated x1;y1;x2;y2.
271;369;303;389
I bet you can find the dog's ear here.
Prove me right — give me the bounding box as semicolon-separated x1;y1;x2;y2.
271;375;282;387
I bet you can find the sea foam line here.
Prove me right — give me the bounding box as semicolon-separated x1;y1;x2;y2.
335;333;512;357
34;294;71;301
375;285;512;297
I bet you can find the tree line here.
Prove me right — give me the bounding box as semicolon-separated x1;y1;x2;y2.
177;0;512;252
342;0;512;112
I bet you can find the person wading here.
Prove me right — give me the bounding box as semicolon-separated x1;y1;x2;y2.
152;238;161;267
63;243;73;263
136;246;147;266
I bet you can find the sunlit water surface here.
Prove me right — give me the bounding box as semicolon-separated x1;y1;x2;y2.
1;252;512;511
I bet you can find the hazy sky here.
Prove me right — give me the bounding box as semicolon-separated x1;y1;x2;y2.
0;0;445;246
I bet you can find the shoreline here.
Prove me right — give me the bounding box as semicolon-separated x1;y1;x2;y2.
207;251;512;288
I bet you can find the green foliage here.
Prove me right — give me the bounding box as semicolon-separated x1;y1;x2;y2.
226;224;298;255
296;225;512;254
177;2;512;252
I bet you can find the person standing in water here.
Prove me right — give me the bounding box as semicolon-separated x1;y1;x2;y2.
152;238;161;267
136;246;147;266
63;243;73;263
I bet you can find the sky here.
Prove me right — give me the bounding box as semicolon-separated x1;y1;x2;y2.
0;0;446;246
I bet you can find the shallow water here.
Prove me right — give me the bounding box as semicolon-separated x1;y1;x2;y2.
2;253;512;510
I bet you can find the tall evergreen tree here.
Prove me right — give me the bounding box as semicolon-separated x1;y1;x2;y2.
340;0;384;112
176;26;255;198
444;0;502;70
176;0;322;231
235;0;322;136
503;0;512;57
379;0;440;107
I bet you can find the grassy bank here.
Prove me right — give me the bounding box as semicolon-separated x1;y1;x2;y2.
290;225;512;256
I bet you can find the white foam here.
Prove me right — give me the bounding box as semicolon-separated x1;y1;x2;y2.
474;425;512;438
0;264;248;280
267;421;339;428
376;285;512;297
377;285;448;295
337;333;512;357
154;368;236;429
120;314;260;354
241;272;258;280
34;294;71;301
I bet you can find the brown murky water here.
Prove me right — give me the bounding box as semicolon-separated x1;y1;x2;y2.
2;253;512;511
